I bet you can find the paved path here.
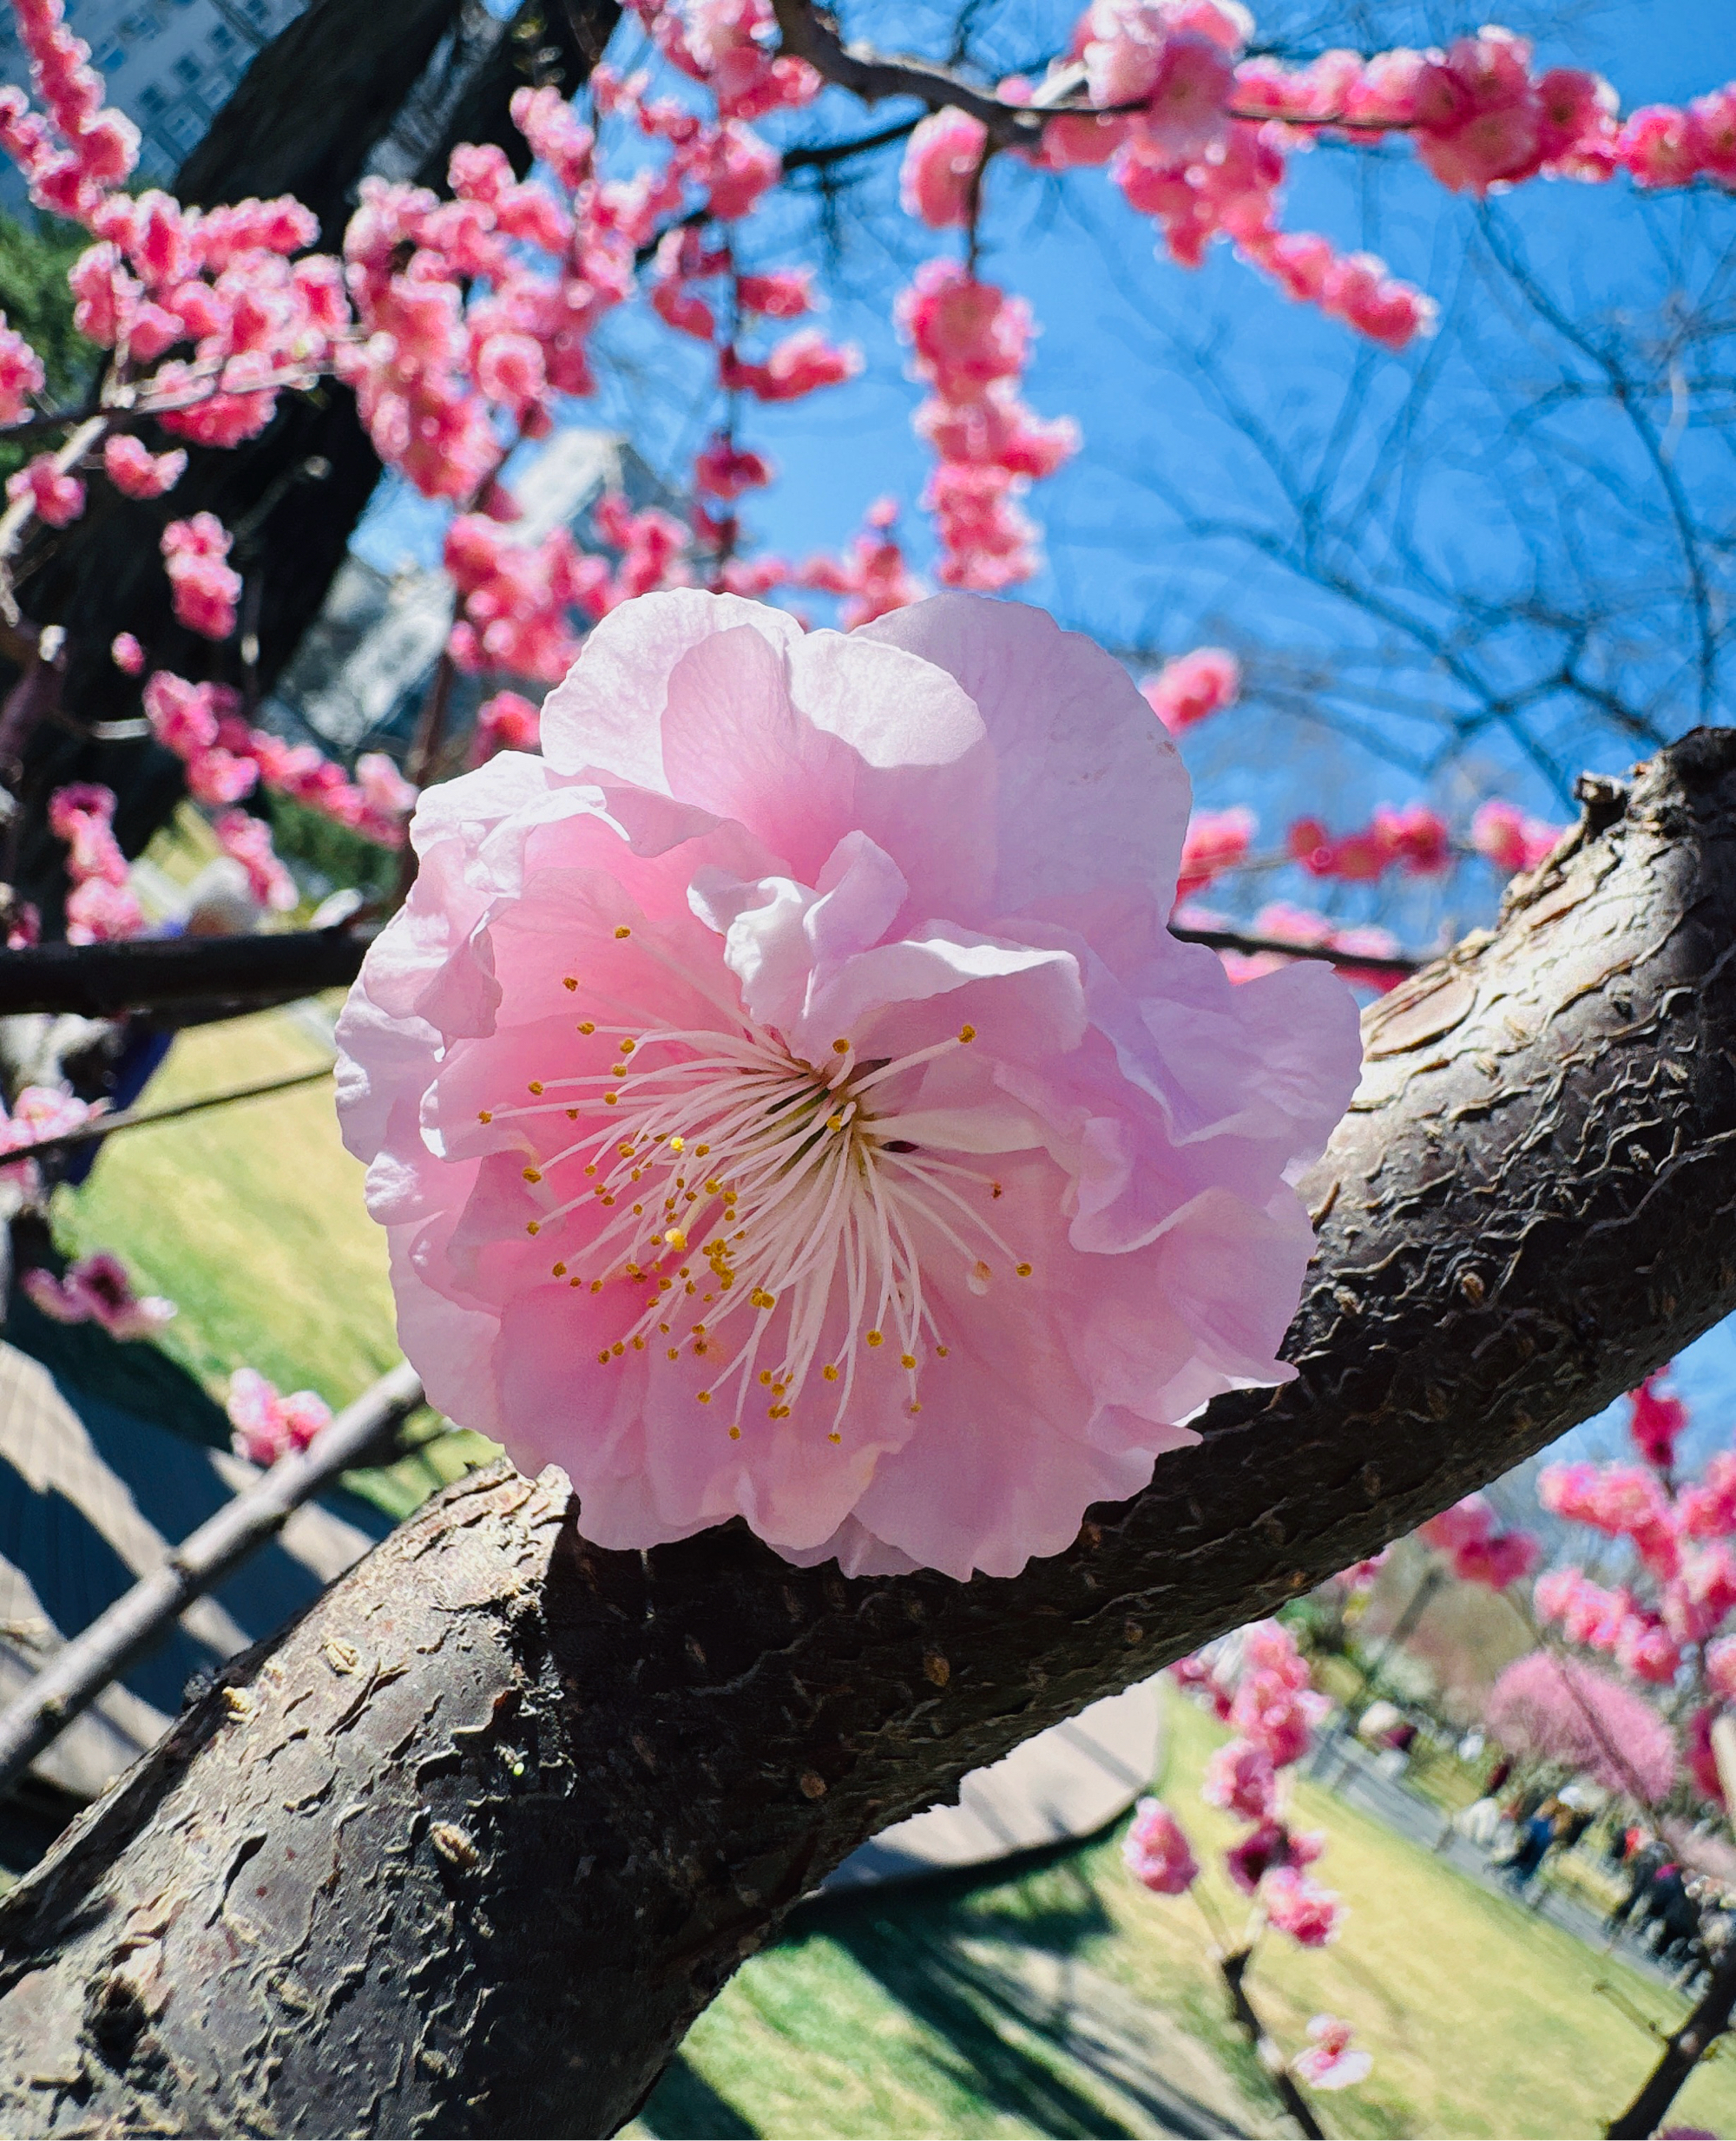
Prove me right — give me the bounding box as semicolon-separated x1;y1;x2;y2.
1309;1731;1686;1991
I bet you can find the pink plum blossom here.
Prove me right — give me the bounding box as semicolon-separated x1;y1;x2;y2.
161;511;241;639
1452;1527;1541;1590
1471;798;1563;877
1262;1865;1344;1946
1122;1796;1199;1892
1141;647;1240;734
900;108;989;228
109;631;144;674
1630;1369;1687;1470
227;1366;333;1468
64;874;144;942
471;689;543;765
102;433;186;498
1487;1651;1677;1800
1292;2015;1371;2092
0;315;43;423
23;1252;175;1339
1201;1737;1277;1820
1418;1493;1494;1554
6;453;84;526
335;592;1361;1579
1175;806;1254;898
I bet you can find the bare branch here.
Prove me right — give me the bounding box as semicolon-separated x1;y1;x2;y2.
1;1062;335;1167
0;927;371;1019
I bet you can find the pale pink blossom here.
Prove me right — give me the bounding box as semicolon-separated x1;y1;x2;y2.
1122;1796;1199;1892
0;1084;96;1188
1292;2015;1371;2091
1471;798;1563;876
6;453;83;526
1488;1651;1677;1800
23;1252;175;1339
1452;1527;1541;1589
1681;1452;1736;1539
1141;647;1240;734
227;1366;333;1468
1706;1636;1736;1701
1262;1866;1344;1946
1175;805;1254;897
1201;1737;1277;1820
335;592;1361;1579
471;689;543;765
109;631;144;674
161;512;241;639
1630;1369;1687;1469
1418;1492;1494;1554
900;108;989;228
213;808;297;911
64;873;145;942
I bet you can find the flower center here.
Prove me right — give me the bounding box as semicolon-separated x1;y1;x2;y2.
478;975;1032;1442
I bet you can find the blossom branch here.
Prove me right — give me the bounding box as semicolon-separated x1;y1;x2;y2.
0;926;371;1018
1219;1948;1325;2139
1168;922;1423;976
0;1061;333;1168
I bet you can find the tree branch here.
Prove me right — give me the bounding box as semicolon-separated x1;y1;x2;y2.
0;1363;424;1801
0;733;1734;2135
0;1062;334;1166
0;925;370;1018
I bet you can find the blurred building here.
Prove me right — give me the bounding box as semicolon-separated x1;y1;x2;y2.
266;428;678;759
0;0;307;210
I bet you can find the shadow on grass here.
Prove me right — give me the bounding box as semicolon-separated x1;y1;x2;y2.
637;2053;759;2138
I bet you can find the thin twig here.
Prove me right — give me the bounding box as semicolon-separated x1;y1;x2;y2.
2;1061;334;1167
1168;923;1423;976
1218;1947;1326;2138
0;1361;425;1800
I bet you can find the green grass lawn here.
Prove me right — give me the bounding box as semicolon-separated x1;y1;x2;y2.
632;1685;1736;2140
47;1002;495;1517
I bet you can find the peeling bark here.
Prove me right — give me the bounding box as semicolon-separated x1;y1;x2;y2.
1;732;1734;2137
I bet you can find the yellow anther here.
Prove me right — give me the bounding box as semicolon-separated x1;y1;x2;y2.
569;1276;582;1288
563;975;578;991
620;1038;636;1054
578;1021;595;1034
694;1144;710;1157
632;1336;645;1350
526;1220;541;1236
597;1349;609;1364
665;1228;687;1250
958;1024;976;1043
975;1260;991;1281
523;1166;542;1183
694;1340;708;1356
529;1080;544;1095
604;1093;619;1106
759;1370;773;1386
611;1064;627;1078
832;1037;851;1055
866;1330;884;1348
828;1431;842;1444
826;1115;845;1132
1016;1262;1033;1277
591;1279;603;1293
704;1178;722;1194
910;1402;923;1415
769;1405;792;1419
585;1163;597;1177
669;1136;684;1152
477;1109;493;1124
729;1424;742;1440
822;1364;839;1382
937;1344;950;1357
618;1142;635;1157
567;1108;579;1120
697;1391;711;1404
610;1343;624;1357
667;1348;680;1361
900;1353;917;1370
551;1261;567;1277
614;925;631;939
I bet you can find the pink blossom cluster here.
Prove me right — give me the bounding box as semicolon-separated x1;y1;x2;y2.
1292;2014;1372;2092
68;193;335;450
47;780;144;942
628;0;820;126
161;512;241;640
0;314;44;424
470;689;542;765
22;1251;174;1338
796;498;925;630
143;670;411;847
0;0;137;225
1177;893;1411;996
896;259;1077;591
212;808;297;911
0;1083;96;1192
1140;647;1240;734
1539;1459;1680;1579
1470;799;1564;877
444;515;602;680
4;452;83;526
227;1365;333;1469
1288;802;1451;881
103;433;187;500
1176;805;1255;897
1161;1619;1345;1946
1416;1492;1541;1588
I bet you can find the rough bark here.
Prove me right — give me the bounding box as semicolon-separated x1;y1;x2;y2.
0;732;1734;2138
1608;1940;1736;2137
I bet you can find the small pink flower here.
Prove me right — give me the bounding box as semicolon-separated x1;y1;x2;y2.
65;876;145;943
1418;1493;1496;1554
335;592;1361;1579
1471;798;1563;876
1141;647;1240;735
900;108;989;229
1201;1737;1276;1821
7;454;84;528
1292;2014;1371;2091
1453;1527;1541;1589
694;433;774;502
1176;805;1254;897
1122;1796;1199;1893
1262;1866;1345;1947
23;1252;176;1340
227;1366;333;1468
103;433;186;499
110;632;145;674
470;690;543;765
1630;1369;1687;1470
0;316;44;424
161;513;241;640
1707;1637;1736;1702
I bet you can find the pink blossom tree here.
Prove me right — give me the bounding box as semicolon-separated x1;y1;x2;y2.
0;1;1732;2132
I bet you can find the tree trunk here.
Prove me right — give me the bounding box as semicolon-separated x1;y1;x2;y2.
1607;1939;1736;2137
0;732;1733;2137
